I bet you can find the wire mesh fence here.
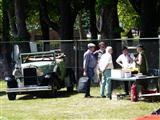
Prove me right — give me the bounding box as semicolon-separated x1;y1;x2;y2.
0;38;160;82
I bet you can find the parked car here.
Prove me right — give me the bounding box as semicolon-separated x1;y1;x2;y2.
5;50;76;100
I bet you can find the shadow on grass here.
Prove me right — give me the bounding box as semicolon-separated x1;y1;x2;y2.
18;90;79;100
0;91;6;96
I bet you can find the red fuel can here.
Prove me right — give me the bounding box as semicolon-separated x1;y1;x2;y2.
131;83;137;102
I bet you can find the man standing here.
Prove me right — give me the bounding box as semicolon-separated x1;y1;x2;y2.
83;43;97;98
116;46;134;95
116;46;133;69
94;42;106;61
135;44;148;75
135;44;148;92
99;46;114;98
94;42;106;83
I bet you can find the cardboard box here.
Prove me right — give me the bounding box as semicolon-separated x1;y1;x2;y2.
111;69;124;78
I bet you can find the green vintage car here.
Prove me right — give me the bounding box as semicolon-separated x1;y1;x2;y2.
5;50;76;100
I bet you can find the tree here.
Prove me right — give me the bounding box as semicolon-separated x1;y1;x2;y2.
39;0;50;51
129;0;159;37
74;10;88;39
118;0;140;37
85;0;97;39
1;0;12;76
129;0;159;69
15;0;30;40
15;0;31;52
97;0;121;39
0;0;3;36
8;0;17;37
96;0;122;67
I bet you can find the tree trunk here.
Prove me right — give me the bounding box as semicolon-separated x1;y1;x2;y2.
100;0;121;39
1;0;12;77
59;0;81;68
39;0;50;51
140;0;159;69
129;0;159;69
15;0;30;53
8;0;17;37
158;4;160;27
78;13;86;39
88;0;97;39
15;0;30;40
100;0;121;67
140;0;158;37
59;0;73;40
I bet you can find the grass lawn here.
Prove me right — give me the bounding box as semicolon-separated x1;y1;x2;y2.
0;80;160;120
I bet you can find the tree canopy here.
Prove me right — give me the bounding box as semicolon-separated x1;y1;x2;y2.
118;0;140;36
0;0;159;76
0;0;160;38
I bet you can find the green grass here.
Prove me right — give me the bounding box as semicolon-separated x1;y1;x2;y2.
0;80;160;120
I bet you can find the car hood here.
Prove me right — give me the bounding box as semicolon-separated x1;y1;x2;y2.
21;61;55;75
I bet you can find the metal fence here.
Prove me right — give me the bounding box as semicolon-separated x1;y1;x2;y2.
0;37;160;81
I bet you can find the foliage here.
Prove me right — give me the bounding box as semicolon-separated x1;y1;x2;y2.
96;0;119;15
25;0;40;31
74;10;90;32
118;0;140;36
96;0;113;15
26;0;60;31
96;0;113;6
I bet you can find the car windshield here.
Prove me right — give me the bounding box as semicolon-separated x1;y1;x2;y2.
21;53;55;63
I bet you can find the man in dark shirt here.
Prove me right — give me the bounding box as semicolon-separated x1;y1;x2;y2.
83;43;97;98
94;42;106;61
135;44;149;93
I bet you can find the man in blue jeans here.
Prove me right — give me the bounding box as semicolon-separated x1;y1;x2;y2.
99;46;114;98
83;43;97;98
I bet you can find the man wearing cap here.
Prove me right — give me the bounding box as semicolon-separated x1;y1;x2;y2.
99;46;114;98
83;43;97;98
116;46;134;95
135;44;148;75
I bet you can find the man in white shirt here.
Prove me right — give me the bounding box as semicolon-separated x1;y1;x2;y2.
99;46;114;98
116;46;133;69
116;46;133;95
94;42;106;83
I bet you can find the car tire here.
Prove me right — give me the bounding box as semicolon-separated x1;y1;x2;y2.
7;79;17;88
7;93;16;100
7;77;17;100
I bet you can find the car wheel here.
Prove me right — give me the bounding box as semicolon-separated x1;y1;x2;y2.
7;93;16;100
7;79;17;88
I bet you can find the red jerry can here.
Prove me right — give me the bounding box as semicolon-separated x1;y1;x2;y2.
131;83;137;102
